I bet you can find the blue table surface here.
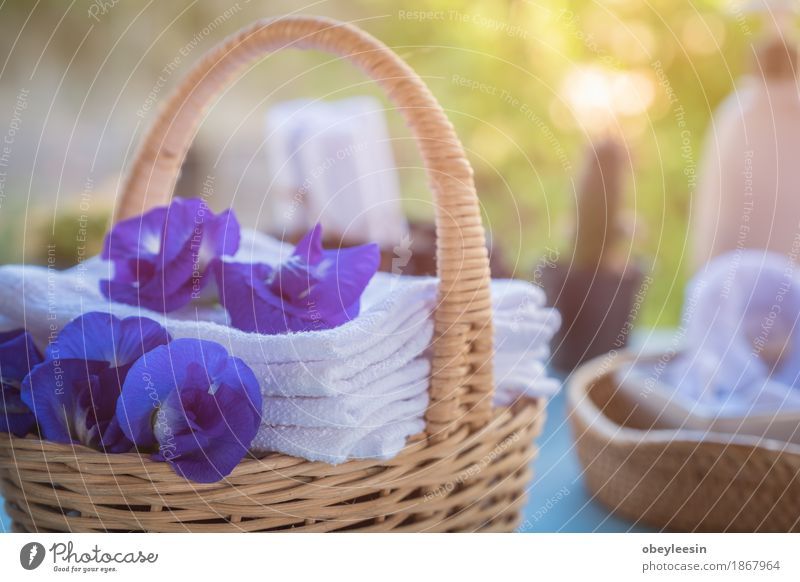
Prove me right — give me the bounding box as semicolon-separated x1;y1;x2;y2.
2;333;668;533
519;386;651;532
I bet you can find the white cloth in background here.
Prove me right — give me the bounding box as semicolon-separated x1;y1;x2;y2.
264;96;408;247
659;250;800;416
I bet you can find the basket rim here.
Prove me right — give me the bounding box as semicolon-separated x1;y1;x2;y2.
567;350;800;456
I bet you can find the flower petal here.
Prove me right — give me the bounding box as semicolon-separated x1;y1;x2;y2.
117;316;172;366
0;329;43;383
166;385;259;483
216;261;274;333
100;198;241;313
119;338;261;482
102;206;168;261
0;329;43;438
202;208;241;261
310;243;380;315
21;359;106;445
117;345;178;448
293;222;323;265
0;386;35;437
117;338;241;447
46;312;170;369
216;224;379;334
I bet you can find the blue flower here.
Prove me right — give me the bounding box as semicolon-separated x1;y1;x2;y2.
216;223;380;334
21;312;171;452
101;198;240;312
0;330;43;437
117;338;262;483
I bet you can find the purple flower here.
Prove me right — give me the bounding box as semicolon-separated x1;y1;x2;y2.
117;338;262;483
216;223;380;334
21;312;171;452
0;330;43;437
101;198;240;312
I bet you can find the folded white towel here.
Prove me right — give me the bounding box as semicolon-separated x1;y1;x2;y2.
494;311;562;354
253;369;560;463
260;345;558;430
252;392;429;464
262;359;430;428
258;317;434;396
494;355;560;406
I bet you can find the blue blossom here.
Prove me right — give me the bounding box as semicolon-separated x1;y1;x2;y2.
117;338;262;483
0;330;43;437
21;312;171;452
216;223;380;334
101;198;240;312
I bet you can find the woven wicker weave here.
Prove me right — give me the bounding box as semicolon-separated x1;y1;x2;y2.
0;16;546;532
568;352;800;532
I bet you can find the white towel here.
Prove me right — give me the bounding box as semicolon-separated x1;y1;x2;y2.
263;96;409;248
259;346;558;429
494;354;560;406
659;250;800;416
262;359;430;428
252;369;559;463
257;317;434;396
252;392;429;464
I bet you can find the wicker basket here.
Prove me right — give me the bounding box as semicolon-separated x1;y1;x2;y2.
568;351;800;532
0;16;546;532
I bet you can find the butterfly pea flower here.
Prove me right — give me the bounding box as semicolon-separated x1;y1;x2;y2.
216;223;380;334
21;312;171;452
117;338;262;483
101;197;241;313
0;330;43;437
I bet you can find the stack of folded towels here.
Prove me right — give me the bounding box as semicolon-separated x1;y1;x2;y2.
0;229;560;464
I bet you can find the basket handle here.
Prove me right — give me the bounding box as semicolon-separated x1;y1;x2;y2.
116;16;495;439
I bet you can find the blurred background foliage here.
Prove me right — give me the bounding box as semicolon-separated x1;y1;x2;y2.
0;0;775;326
